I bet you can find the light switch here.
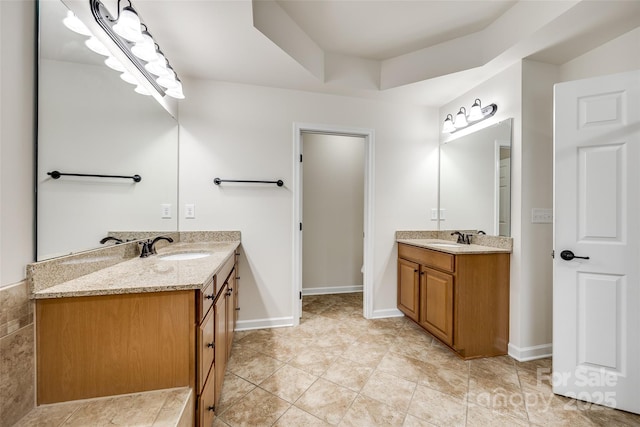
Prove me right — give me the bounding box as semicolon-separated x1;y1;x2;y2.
161;204;171;219
185;204;195;219
439;208;446;220
531;208;553;223
430;208;438;221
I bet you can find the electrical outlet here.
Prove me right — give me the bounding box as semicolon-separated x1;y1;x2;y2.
161;204;171;219
185;204;195;219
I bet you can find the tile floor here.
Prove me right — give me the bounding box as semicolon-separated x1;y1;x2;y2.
215;293;640;427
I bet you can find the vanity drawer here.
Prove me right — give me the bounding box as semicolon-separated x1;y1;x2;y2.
218;254;235;287
198;277;215;322
198;373;215;427
198;306;215;393
398;243;454;273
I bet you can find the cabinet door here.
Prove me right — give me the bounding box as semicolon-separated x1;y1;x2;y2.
214;284;228;408
397;258;420;321
419;268;454;346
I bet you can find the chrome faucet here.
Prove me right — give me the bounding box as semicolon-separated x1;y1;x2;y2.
139;236;174;258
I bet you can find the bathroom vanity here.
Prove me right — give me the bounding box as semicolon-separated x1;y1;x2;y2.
30;235;240;427
397;235;510;359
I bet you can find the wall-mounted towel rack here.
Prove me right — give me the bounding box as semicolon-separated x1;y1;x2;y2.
47;171;142;182
214;178;284;187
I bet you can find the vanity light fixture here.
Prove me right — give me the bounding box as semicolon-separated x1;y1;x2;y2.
442;98;497;134
61;0;185;99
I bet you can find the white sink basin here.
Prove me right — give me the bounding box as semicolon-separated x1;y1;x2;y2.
159;252;212;261
428;243;460;248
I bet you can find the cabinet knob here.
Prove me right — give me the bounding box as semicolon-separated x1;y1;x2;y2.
420;271;425;275
208;405;215;412
228;288;233;292
205;294;214;300
235;307;240;311
207;342;214;348
414;269;418;273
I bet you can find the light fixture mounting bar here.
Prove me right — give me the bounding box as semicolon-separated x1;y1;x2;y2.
89;0;165;95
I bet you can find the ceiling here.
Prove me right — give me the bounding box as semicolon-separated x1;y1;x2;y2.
94;1;640;106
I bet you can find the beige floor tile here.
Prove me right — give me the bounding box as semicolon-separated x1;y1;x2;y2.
295;378;358;425
466;403;530;426
416;359;469;400
227;349;284;384
322;357;374;392
288;345;344;376
12;401;83;427
340;339;389;368
215;373;256;415
259;364;318;403
152;388;192;427
582;404;640;426
361;370;416;412
219;387;290;427
524;388;595;426
340;395;406;427
408;384;467;427
402;413;437;426
468;375;528;421
273;406;330;426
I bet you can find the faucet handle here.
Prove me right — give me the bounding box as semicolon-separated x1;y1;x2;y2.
139;239;153;258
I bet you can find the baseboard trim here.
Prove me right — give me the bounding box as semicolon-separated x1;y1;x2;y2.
302;286;363;296
508;342;552;361
235;317;294;331
370;308;404;319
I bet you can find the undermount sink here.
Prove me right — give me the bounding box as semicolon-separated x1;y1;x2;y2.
428;243;461;248
158;252;212;261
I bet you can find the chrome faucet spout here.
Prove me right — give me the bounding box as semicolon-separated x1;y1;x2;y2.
100;236;123;244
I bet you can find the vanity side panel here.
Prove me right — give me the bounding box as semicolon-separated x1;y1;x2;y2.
454;253;510;358
36;291;195;404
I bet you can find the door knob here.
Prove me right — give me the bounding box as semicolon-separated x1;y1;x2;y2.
560;250;590;261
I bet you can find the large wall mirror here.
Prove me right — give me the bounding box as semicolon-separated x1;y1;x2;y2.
37;0;179;260
439;118;512;236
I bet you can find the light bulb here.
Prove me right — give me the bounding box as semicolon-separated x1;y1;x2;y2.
120;71;138;85
131;32;158;62
113;6;143;42
134;84;151;96
145;53;170;77
104;56;126;72
63;11;92;36
442;114;455;133
157;69;179;89
165;80;185;99
454;107;468;129
468;99;484;122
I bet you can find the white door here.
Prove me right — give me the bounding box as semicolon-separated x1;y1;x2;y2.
553;69;640;414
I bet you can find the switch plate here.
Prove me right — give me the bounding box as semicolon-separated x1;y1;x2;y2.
161;204;171;219
532;208;553;223
439;208;446;220
185;204;195;219
430;208;438;221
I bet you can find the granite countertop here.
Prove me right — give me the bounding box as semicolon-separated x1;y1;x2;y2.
32;241;240;299
397;238;511;254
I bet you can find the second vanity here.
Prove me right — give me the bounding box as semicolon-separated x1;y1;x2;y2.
396;231;511;360
29;232;240;427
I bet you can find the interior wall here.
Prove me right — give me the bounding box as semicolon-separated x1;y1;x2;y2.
178;80;439;326
559;27;640;83
0;0;35;287
302;133;364;294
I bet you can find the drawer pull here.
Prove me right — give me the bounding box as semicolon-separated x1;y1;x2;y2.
235;307;240;311
208;405;215;412
207;342;214;348
205;294;214;300
228;288;233;292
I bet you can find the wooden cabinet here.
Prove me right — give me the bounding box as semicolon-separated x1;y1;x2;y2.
36;249;240;427
398;243;509;359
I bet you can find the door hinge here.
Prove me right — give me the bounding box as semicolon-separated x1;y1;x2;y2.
300;154;303;162
551;250;555;259
299;291;302;300
299;222;302;231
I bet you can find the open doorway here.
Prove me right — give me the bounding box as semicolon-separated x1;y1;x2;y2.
293;123;375;325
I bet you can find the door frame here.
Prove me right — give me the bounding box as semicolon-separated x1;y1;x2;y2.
494;139;510;236
293;123;375;325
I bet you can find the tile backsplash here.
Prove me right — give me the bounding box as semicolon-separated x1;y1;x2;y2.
0;280;35;427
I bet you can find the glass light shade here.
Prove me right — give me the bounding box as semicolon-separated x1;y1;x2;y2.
63;11;92;36
165;80;185;99
134;84;152;96
131;32;158;62
104;56;126;72
85;36;110;56
442;114;455;133
120;71;138;85
113;7;143;42
468;99;484;121
145;54;170;77
454;107;468;129
157;70;179;89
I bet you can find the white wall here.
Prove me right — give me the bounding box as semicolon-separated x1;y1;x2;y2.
37;59;178;260
302;133;364;293
179;80;438;326
0;0;35;287
560;27;640;83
